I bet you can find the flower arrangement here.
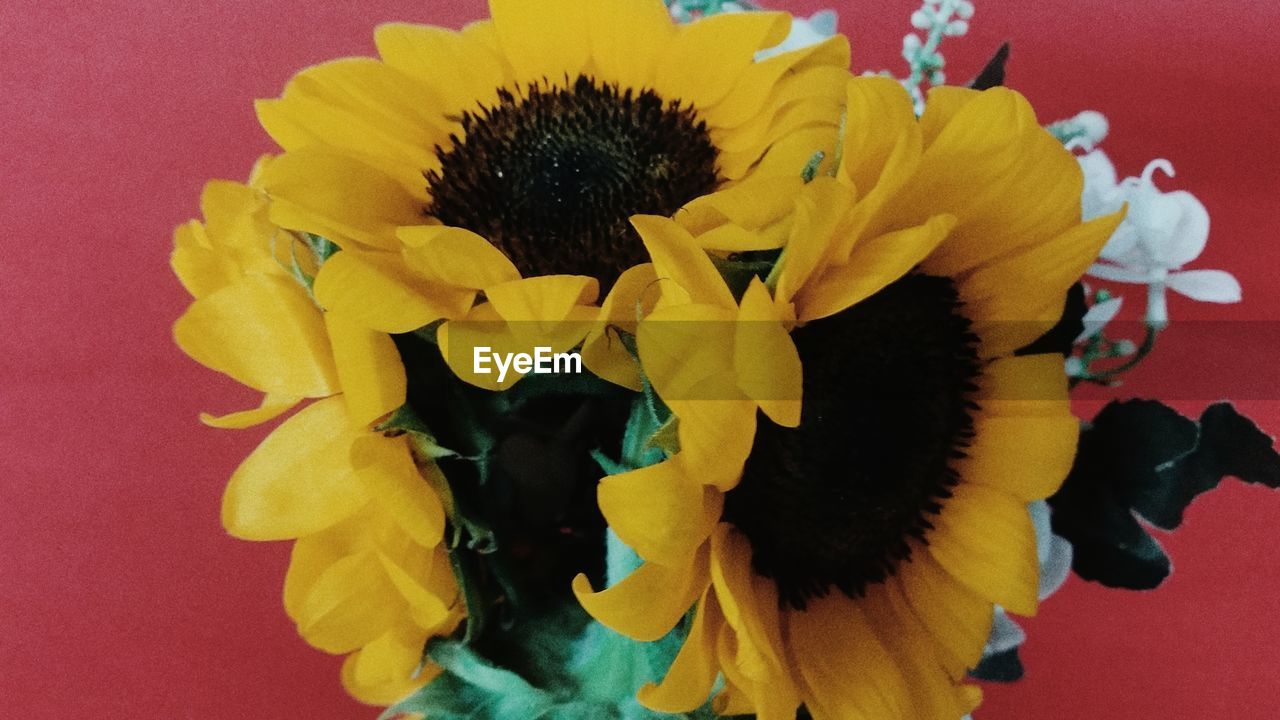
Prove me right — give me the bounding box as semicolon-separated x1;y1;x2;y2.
171;1;1279;717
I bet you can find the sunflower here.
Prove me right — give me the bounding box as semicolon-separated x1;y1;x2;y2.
574;78;1125;718
172;171;463;704
252;0;850;389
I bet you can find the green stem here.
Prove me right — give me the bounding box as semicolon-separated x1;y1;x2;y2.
1080;323;1160;384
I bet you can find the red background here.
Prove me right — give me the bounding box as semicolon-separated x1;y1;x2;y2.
3;0;1279;717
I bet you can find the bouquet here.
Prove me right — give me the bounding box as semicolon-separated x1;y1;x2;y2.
171;1;1279;717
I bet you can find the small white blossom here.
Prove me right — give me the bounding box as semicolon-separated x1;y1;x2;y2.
1081;150;1241;326
1075;294;1123;343
1049;110;1110;151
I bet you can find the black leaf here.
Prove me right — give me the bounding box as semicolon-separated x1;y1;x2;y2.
1050;399;1280;591
1135;403;1280;529
969;42;1011;90
1017;282;1086;357
970;647;1025;682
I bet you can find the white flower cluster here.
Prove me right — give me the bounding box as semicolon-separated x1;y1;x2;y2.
1082;152;1241;327
900;0;974;112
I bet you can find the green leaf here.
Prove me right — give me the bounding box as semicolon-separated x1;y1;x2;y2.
381;640;554;720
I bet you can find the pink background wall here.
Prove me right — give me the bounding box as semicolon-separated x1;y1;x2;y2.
3;0;1278;717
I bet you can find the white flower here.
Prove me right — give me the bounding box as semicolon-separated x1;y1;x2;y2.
705;3;839;60
1081;150;1241;326
758;9;838;59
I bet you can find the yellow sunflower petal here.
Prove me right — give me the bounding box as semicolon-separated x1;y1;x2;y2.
708;525;786;680
633;215;736;310
712;65;849;155
221;397;367;540
747;125;840;180
296;549;401;654
255;58;445;195
399;225;521;290
489;0;590;84
284;517;356;620
637;590;723;713
341;624;437;706
483;274;599;328
653;12;790;111
734;278;801;427
976;354;1071;418
798;214;955;322
960;413;1079;502
436;307;525;391
200;179;273;245
259;151;421;250
698;34;849;130
711;668;755;716
901;88;1083;275
672;399;757;492
859;583;969;720
637;303;741;407
377;551;453;632
313;250;474;334
597;459;723;567
572;541;710;642
199;393;300;430
351;435;446;549
919;85;978;145
928;482;1040;616
580;263;660;391
374;22;508;115
174;275;339;398
894;550;993;680
324;312;406;426
838;76;919;194
775;176;855;309
956;210;1125;358
714;624;800;720
679;172;804;236
587;0;674;90
836;126;925;260
171;220;237;299
780;178;849;285
787;594;912;720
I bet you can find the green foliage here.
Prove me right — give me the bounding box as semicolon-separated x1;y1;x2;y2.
1050;400;1280;590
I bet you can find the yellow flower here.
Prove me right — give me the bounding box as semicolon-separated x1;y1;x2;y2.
171;171;462;705
253;0;850;390
574;78;1125;719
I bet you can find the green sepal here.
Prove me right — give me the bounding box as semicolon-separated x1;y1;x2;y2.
711;251;779;301
378;404;459;460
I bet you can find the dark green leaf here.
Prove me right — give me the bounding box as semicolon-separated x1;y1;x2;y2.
1136;402;1280;529
1049;400;1190;589
970;646;1025;682
1017;282;1086;357
1051;400;1280;590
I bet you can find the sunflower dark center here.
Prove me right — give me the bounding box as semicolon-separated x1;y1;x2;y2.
425;75;720;290
722;274;982;609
